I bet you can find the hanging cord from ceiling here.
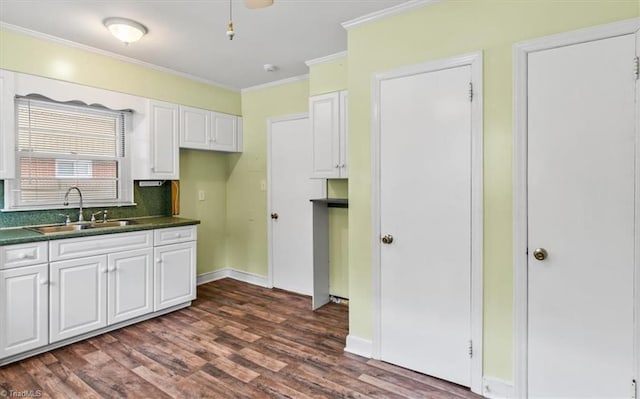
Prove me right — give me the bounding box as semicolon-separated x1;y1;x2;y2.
226;0;235;40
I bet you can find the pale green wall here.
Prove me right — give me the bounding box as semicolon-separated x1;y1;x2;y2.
347;0;639;381
227;80;309;274
179;150;229;275
309;56;348;96
0;29;240;114
0;28;241;275
327;179;349;298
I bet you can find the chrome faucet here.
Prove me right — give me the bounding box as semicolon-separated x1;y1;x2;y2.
63;186;84;222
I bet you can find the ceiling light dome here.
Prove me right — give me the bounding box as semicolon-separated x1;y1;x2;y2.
104;17;148;45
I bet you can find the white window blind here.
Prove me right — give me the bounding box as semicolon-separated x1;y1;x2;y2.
5;97;133;210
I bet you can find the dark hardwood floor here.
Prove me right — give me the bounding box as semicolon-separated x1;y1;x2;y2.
0;278;483;398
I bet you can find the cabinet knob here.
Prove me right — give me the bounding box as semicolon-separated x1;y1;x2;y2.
175;233;182;238
381;234;394;244
156;258;162;263
40;279;48;285
108;267;116;273
19;252;34;260
101;268;108;273
335;164;340;168
271;213;279;220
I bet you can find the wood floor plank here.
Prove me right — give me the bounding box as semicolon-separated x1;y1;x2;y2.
0;278;483;399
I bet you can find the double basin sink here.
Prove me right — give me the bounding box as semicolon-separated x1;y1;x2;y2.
27;220;140;235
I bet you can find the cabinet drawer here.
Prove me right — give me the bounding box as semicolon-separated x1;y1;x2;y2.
50;231;153;261
0;242;48;270
154;226;197;246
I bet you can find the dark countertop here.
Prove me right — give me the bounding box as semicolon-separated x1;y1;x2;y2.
310;198;348;208
0;216;200;246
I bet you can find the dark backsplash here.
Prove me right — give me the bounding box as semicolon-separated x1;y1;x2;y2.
0;181;172;228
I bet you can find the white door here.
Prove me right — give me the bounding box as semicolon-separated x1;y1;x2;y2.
379;65;472;386
0;264;48;358
50;256;107;343
154;242;196;311
108;248;153;325
269;115;325;295
527;33;638;397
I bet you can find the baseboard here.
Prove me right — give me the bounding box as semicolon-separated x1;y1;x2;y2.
344;335;373;358
196;269;230;285
482;377;515;399
197;268;271;288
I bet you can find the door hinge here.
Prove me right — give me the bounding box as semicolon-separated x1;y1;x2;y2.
634;57;639;81
632;379;637;399
468;340;473;358
469;82;474;101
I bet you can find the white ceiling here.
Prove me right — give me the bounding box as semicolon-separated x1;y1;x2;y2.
0;0;408;91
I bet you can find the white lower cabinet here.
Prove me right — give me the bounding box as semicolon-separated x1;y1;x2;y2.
154;241;196;311
0;225;197;363
0;264;48;358
50;255;107;343
50;248;153;343
108;248;154;325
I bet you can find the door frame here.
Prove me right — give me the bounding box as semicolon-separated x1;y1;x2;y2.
371;51;484;394
266;113;325;289
513;18;640;399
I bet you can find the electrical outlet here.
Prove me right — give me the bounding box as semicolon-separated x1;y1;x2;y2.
198;190;205;201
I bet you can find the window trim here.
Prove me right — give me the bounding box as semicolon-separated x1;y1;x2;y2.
3;97;135;211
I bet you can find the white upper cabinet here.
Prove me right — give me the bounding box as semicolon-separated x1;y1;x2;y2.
310;90;348;178
0;70;15;179
148;100;180;179
179;105;210;150
132;99;180;180
179;105;242;153
211;111;239;152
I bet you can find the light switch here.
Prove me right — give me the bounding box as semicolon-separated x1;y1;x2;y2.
198;190;205;201
260;180;267;191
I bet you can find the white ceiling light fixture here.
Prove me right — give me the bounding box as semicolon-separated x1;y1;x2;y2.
244;0;274;9
104;17;148;45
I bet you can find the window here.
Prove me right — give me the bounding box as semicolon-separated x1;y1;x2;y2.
4;96;134;210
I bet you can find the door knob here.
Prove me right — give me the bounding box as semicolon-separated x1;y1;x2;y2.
381;234;394;244
271;213;279;220
533;248;548;261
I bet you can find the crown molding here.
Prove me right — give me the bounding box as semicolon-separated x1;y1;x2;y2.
305;51;348;67
341;0;440;31
241;74;309;94
0;22;240;92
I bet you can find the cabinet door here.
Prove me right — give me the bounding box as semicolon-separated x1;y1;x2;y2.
310;92;341;178
154;242;195;311
50;256;107;343
339;90;348;178
149;100;179;179
108;248;153;325
0;264;48;358
0;70;15;179
211;112;238;152
180;105;211;150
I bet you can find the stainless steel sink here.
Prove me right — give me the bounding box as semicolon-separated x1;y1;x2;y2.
27;220;139;235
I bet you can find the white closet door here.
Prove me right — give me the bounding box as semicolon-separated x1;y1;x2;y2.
269;116;324;295
527;33;637;398
380;64;472;386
